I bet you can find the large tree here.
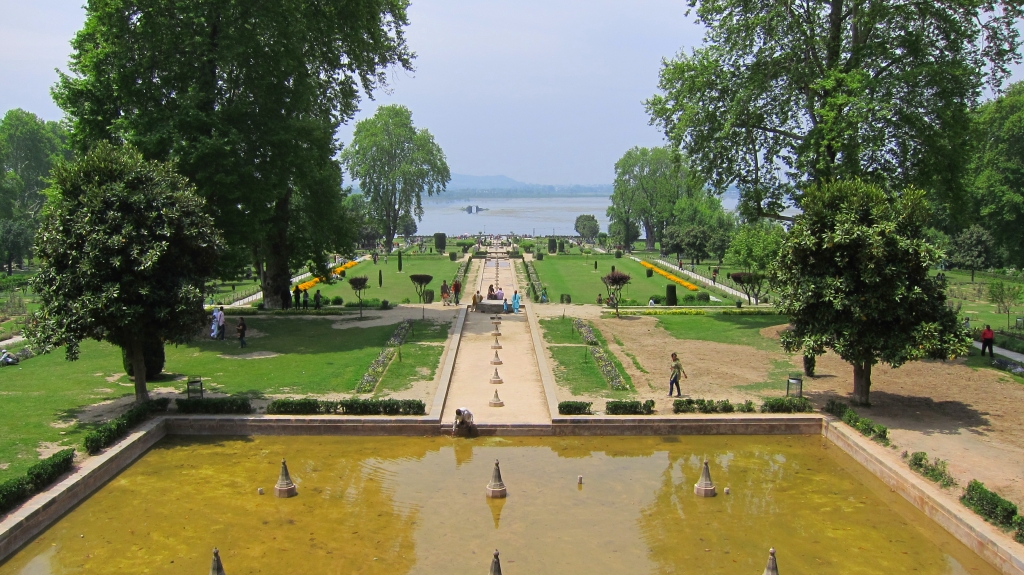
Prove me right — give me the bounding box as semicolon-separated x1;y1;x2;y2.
53;0;412;308
773;180;970;406
0;109;68;218
341;104;449;252
664;190;732;264
647;0;1023;223
948;224;995;282
28;143;222;402
969;81;1024;268
608;147;694;250
727;222;785;304
574;214;600;243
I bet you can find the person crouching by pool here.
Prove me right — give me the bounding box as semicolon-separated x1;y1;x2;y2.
669;352;687;397
453;408;476;436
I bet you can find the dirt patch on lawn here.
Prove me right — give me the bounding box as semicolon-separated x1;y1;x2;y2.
219;351;281;360
759;323;789;340
37;442;70;459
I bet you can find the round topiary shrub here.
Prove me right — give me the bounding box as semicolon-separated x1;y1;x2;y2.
646;268;653;278
536;252;544;261
682;293;697;302
614;250;623;258
449;251;458;261
331;295;344;305
695;292;711;302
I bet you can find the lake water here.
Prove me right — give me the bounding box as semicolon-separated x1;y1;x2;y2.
419;196;612;236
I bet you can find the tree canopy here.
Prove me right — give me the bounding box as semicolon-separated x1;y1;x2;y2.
608;147;697;250
53;0;413;308
663;190;733;264
342;105;449;252
647;0;1023;222
727;222;785;304
28;143;222;402
772;180;970;405
574;214;600;242
948;224;996;282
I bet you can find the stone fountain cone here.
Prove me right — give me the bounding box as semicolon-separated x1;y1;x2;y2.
210;548;226;575
489;390;504;407
486;460;507;498
490;328;502;336
489;549;503;575
694;457;716;497
274;459;297;498
762;548;779;575
490;351;503;365
489;368;503;384
491;337;502;350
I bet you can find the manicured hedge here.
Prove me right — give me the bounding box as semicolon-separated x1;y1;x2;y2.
175;397;252;415
962;480;1019;529
558;401;593;415
759;396;813;413
266;397;425;416
825;399;889;442
604;399;655;415
673;398;755;414
0;448;76;515
83;398;171;454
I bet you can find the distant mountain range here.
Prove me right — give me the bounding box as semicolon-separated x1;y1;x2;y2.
440;173;612;197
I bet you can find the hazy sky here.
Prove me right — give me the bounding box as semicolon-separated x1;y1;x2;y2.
1;1;1021;186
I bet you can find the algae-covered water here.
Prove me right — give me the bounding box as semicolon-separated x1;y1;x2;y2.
0;435;996;575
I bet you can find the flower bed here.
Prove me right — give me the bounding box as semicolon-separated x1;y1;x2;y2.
639;260;699;291
572;318;599;345
356;319;414;393
297;258;365;291
590;346;628;390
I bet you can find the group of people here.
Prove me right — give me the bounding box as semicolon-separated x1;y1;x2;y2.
210;307;247;348
280;286;323;311
439;279;462;306
467;284;521;314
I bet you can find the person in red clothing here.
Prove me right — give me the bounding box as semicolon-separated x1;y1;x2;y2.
981;325;995;358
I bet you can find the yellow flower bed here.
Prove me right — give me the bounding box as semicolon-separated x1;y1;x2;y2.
639;261;699;291
297;258;364;291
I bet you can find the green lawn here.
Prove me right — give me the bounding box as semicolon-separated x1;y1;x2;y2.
0;317;404;483
377;320;451;394
531;254;712;305
312;255;467;305
540;317;635;397
655;314;789;351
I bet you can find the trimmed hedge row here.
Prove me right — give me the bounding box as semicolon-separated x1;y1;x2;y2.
175;397;252;415
760;396;813;413
557;401;593;415
266;397;426;416
605;400;655;415
673;398;756;414
825;399;889;443
0;448;76;515
83;398;171;454
960;480;1024;542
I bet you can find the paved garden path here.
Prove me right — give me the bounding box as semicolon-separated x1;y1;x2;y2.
441;251;551;427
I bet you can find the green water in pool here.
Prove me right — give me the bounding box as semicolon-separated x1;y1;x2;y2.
0;435;997;574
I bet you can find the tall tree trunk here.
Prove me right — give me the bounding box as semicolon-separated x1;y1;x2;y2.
263;192;293;309
851;361;872;406
129;339;149;403
643;221;656;251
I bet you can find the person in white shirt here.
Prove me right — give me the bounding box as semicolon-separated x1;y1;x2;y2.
649;298;656;306
453;408;475;435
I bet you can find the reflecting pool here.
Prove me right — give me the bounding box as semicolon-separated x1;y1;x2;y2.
0;435;996;575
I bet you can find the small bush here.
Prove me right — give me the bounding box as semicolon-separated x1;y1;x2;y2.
737;400;756;412
175;397;252;415
673;398;696;413
827;399;889;443
345;298;381;308
266;398;323;414
380;299;390;310
331;295;344;305
614;250;623;258
558;401;593;415
0;477;33;515
672;398;739;414
605;400;654;415
906;451;958;488
649;294;664;304
83;398;170;454
449;251;458;261
666;284;677;306
535;252;544;261
760;396;813;413
337;398;426;415
961;480;1018;528
646;268;654;278
682;293;696;302
695;292;710;302
26;448;76;490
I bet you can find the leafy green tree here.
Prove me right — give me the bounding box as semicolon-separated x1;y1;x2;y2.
0;109;68;218
53;0;412;308
607;219;640;251
574;214;600;243
399;212;418;243
773;180;970;406
665;190;732;264
28;143;222;402
609;147;695;250
348;276;370;318
647;0;1023;222
949;225;995;282
0;217;33;275
988;281;1024;330
342;105;450;252
727;222;785;304
969;82;1024;267
601;271;631;318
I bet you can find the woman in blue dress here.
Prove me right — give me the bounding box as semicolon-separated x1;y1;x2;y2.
511;290;521;314
502;298;509;313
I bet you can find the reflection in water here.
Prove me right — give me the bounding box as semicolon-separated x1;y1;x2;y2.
0;436;995;575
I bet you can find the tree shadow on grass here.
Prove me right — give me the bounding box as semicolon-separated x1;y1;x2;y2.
806;389;992;437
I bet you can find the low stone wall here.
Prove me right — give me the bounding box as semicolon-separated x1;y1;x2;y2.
0;417;168;562
166;415;440;436
551;414;823;436
824;418;1024;575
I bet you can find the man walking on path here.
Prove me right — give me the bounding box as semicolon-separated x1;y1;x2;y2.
314;289;322;310
669;352;687;397
981;325;996;358
452;279;462;305
217;306;226;340
293;286;301;309
237;318;247;348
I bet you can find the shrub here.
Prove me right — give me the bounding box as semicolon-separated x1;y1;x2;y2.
826;399;889;443
560;293;572;304
682;293;696;302
558;239;565;253
548;238;557;253
331;295;344;305
83;398;170;454
267;398;323;414
535;252;544;261
906;451;958;488
558;401;593;415
673;398;738;414
0;477;33;516
646;268;654;278
666;284;677;306
760;396;813;413
695;292;711;302
26;448;76;490
380;299;390;310
614;250;623;258
649;294;664;304
605;400;654;415
175;396;252;415
345;298;381;308
961;480;1018;528
718;308;779;315
449;251;458;261
673;398;696;413
338;398;426;415
434;232;447;252
423;289;435;304
737;400;756;412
